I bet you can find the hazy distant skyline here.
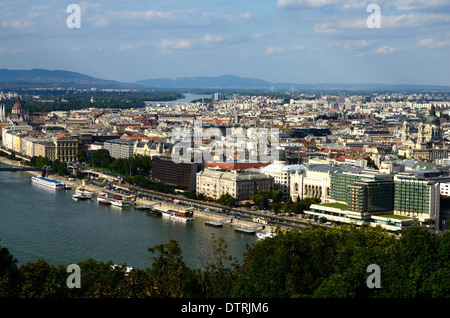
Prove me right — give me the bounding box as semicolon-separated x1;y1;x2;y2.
1;1;450;86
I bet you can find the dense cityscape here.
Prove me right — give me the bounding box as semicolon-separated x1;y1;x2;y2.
1;88;450;233
1;0;450;306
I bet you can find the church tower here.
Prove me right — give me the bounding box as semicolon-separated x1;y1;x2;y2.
401;118;410;142
423;104;441;142
0;104;6;122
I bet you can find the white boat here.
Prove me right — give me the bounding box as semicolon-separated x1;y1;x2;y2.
97;192;131;207
75;187;94;198
168;209;195;222
31;176;65;189
72;194;91;201
256;231;275;240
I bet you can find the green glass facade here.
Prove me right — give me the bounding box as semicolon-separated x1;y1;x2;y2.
394;180;430;214
330;172;394;212
347;181;394;212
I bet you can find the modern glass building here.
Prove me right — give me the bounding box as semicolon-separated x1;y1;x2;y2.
330;170;394;212
393;172;445;228
347;180;394;213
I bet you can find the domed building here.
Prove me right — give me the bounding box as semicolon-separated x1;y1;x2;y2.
400;105;447;161
7;97;30;125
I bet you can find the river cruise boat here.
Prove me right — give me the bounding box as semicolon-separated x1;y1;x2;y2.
31;176;65;189
75;187;94;198
97;192;131;207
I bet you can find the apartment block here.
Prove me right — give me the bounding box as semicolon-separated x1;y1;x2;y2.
104;139;136;159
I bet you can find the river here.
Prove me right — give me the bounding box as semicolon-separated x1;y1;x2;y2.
0;170;257;270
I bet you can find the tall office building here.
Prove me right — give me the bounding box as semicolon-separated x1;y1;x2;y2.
393;172;448;229
152;155;203;192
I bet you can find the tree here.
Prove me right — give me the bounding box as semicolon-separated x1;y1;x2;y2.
251;190;270;210
58;161;67;176
148;240;192;298
76;149;88;163
17;259;60;298
194;234;239;298
271;189;283;203
218;193;235;207
0;241;20;297
91;149;112;168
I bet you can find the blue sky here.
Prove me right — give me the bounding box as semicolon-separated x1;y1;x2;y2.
1;0;450;85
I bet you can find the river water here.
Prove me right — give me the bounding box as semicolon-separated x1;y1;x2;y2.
0;171;257;269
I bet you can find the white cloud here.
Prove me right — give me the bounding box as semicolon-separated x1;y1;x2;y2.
119;44;140;52
160;39;192;50
313;23;338;34
203;34;224;43
0;20;31;30
293;45;305;50
373;46;400;54
395;0;450;11
416;38;450;48
329;40;370;50
118;10;174;20
0;48;28;54
266;47;283;54
276;0;336;10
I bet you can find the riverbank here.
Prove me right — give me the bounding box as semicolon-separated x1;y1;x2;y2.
0;155;276;235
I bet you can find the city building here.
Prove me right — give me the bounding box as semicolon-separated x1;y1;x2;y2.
7;97;30;125
34;142;56;160
196;168;274;201
400;105;447;161
393;171;450;229
260;161;305;201
54;136;78;162
152;155;203;192
104;139;136;159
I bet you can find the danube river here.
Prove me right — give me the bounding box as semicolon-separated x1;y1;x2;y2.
0;170;257;269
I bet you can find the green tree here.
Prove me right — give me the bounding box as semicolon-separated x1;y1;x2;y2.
194;234;239;298
0;241;20;297
251;190;270;210
58;161;67;176
148;240;191;298
77;149;88;163
271;189;283;203
18;259;59;298
218;193;235;207
91;149;112;169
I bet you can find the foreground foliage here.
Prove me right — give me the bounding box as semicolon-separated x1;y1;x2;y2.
1;224;449;298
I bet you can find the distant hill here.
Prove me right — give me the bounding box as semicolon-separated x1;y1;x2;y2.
0;68;141;89
1;68;450;92
136;74;274;89
136;74;450;92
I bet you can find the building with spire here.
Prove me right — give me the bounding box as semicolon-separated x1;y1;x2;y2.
400;105;447;161
0;104;6;122
7;97;30;125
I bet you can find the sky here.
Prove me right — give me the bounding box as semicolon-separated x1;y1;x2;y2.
1;0;450;86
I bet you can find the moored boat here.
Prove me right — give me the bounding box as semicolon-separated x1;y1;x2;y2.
169;209;195;222
31;176;65;189
146;209;162;217
72;193;91;201
96;192;131;207
75;187;94;198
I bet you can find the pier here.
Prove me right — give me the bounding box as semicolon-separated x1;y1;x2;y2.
0;163;42;172
235;224;266;235
205;216;235;228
